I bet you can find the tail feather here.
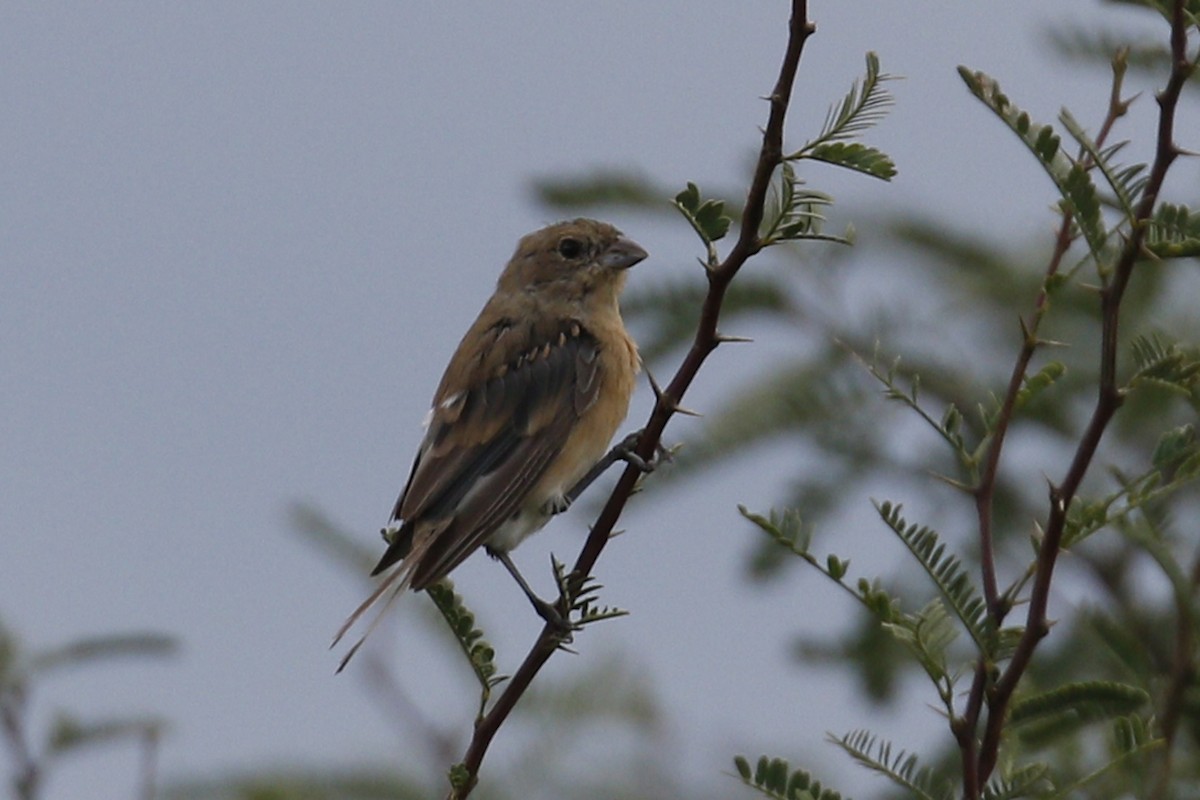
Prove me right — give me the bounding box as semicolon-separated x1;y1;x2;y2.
331;563;414;672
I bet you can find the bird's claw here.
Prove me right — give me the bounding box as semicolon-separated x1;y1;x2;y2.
530;595;575;638
613;429;671;474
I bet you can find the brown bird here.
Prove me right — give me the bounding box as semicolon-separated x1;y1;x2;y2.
334;219;647;666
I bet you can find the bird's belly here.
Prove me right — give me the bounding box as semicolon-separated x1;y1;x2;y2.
486;505;553;552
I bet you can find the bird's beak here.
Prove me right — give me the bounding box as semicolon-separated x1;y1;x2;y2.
599;236;648;271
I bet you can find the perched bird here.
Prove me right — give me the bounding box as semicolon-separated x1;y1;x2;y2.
334;218;647;666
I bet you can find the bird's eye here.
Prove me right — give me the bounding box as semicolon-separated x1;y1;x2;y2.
557;237;584;259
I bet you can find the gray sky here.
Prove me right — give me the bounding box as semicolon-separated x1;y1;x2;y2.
2;2;1183;798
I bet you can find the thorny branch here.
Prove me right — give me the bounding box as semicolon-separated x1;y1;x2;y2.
955;52;1135;798
446;3;816;797
963;1;1194;793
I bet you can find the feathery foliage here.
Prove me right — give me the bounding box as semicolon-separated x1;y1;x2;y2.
734;754;850;800
831;731;944;800
425;580;506;719
0;618;176;800
790;52;898;180
958;67;1110;263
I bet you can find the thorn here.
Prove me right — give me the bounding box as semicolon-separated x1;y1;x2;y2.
662;441;683;461
644;365;666;402
928;471;974;493
1017;315;1032;344
715;332;755;344
644;363;701;416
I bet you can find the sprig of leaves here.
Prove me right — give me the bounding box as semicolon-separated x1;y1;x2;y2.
789;52;898;180
1144;203;1200;258
734;754;851;800
830;731;943;800
759;162;852;246
958;68;1110;265
425;581;507;720
673;182;732;267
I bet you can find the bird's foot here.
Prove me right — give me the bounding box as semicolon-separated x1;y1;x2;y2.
611;429;672;474
491;549;575;637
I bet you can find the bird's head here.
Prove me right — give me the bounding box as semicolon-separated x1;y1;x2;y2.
498;218;647;303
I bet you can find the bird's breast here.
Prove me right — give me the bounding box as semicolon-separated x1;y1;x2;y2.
488;317;639;553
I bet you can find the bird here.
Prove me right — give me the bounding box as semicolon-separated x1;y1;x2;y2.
334;218;647;668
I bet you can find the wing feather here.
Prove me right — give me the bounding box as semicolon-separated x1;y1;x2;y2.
370;321;602;579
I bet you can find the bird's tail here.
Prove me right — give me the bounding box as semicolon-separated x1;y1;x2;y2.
331;563;414;673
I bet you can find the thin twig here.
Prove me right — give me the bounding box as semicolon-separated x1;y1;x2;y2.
1149;551;1200;799
138;726;159;800
956;52;1134;798
974;0;1191;784
1;689;38;800
446;3;816;797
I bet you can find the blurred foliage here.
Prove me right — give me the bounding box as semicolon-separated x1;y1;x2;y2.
0;617;175;799
163;769;426;800
6;2;1198;799
155;505;694;800
529;1;1200;796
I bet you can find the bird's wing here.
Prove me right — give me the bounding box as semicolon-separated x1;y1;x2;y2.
374;318;604;583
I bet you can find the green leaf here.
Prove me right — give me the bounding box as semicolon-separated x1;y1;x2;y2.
1013;361;1066;411
759;162;848;245
554;556;628;628
798;52;897;151
736;753;849;800
1145;202;1200;258
805;142;896;180
740;506;812;555
1010;681;1150;725
1128;334;1200;394
673;181;732;253
1152;425;1197;473
982;762;1052;800
425;580;507;718
958;67;1108;263
741;505;900;624
1044;717;1162;800
831;731;940;800
881;599;958;686
874;501;989;650
1059;109;1145;221
857;349;976;473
